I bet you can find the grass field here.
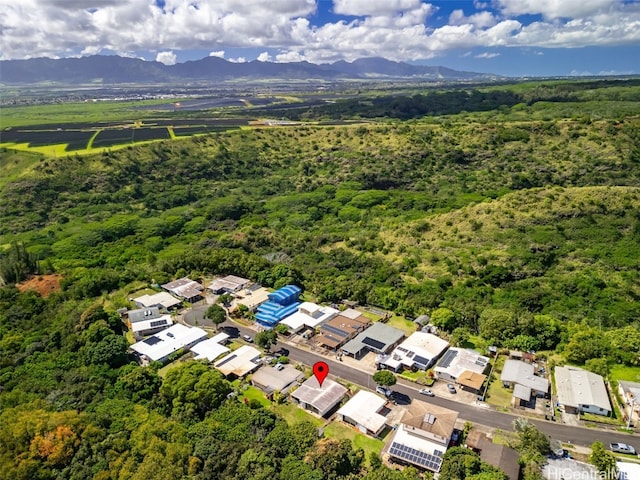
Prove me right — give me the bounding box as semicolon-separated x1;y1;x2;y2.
271;402;323;426
609;365;640;383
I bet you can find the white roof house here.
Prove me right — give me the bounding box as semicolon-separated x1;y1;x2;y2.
555;366;611;416
501;359;549;398
130;314;173;340
280;303;340;332
618;461;640;480
382;332;449;371
214;345;262;378
291;376;348;417
434;348;489;382
337;390;387;436
208;275;251;294
129;323;207;364
133;291;181;310
190;333;230;362
340;308;364;320
162;277;204;301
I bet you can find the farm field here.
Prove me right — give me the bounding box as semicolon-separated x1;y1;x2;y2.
0;117;249;152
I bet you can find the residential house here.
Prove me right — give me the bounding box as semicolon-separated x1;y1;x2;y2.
317;313;370;350
280;302;340;333
133;291;181;311
208;275;251;294
190;333;230;362
501;359;549;406
466;430;521;480
129;323;207;364
232;286;271;312
555;366;611;416
162;277;204;303
337;390;388;437
384;401;458;473
126;307;174;340
250;365;304;395
341;322;405;359
291;376;348;417
214;345;262;378
617;380;640;425
380;332;449;372
255;285;302;328
435;348;490;392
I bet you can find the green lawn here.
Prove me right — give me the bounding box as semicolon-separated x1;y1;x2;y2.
271;402;323;427
323;421;386;465
385;315;417;335
240;385;272;407
609;365;640;383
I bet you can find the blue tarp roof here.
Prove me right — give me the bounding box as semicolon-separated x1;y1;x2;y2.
268;285;302;306
256;301;300;328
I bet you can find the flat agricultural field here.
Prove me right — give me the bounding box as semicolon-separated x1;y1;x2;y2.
0;117;248;153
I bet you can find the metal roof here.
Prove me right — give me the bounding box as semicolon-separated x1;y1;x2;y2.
555;366;611;412
341;322;405;356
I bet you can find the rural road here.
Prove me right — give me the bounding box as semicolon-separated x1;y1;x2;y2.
218;318;639;449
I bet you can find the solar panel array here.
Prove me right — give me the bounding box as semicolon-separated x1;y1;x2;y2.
413;355;430;366
388;442;443;471
438;349;458;368
143;336;162;346
150;319;168;328
362;336;385;350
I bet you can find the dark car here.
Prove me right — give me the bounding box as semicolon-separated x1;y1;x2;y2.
389;391;411;405
275;348;290;356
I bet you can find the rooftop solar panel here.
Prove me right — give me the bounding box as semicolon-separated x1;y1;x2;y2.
150;319;168;328
389;442;443;471
438;349;458;369
362;337;386;350
143;336;162;345
413;355;430;366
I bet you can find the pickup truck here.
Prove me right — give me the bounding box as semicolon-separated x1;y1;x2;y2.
609;443;636;454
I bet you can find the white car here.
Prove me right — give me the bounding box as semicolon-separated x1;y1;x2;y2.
419;388;435;397
610;443;636;455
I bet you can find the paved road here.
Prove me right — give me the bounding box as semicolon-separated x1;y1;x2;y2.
222;320;639;448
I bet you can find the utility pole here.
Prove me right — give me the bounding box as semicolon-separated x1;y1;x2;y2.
627;396;636;429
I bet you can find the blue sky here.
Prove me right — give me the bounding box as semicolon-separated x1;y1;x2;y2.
1;0;639;76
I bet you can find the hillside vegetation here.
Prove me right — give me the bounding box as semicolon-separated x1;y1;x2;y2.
1;78;640;479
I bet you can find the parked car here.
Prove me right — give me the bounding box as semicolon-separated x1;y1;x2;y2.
610;443;636;454
419;388;435;397
242;334;253;343
447;383;457;394
389;391;411;405
376;386;391;397
274;363;285;371
275;348;289;356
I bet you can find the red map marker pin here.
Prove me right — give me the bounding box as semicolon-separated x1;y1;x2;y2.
313;361;329;387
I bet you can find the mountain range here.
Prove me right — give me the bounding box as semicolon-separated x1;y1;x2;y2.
0;55;498;85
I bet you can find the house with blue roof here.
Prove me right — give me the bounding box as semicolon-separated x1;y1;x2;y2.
255;285;302;328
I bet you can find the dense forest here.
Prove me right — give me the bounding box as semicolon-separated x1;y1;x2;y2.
1;79;640;478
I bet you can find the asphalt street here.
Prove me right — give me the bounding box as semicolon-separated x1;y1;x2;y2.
221;319;639;449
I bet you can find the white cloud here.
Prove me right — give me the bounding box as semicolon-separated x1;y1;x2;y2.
475;52;500;58
257;51;272;62
209;50;226;58
155;50;177;65
228;56;247;63
333;0;424;17
0;0;638;63
497;0;617;19
449;9;497;28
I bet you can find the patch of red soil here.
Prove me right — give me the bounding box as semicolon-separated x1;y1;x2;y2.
17;274;62;297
